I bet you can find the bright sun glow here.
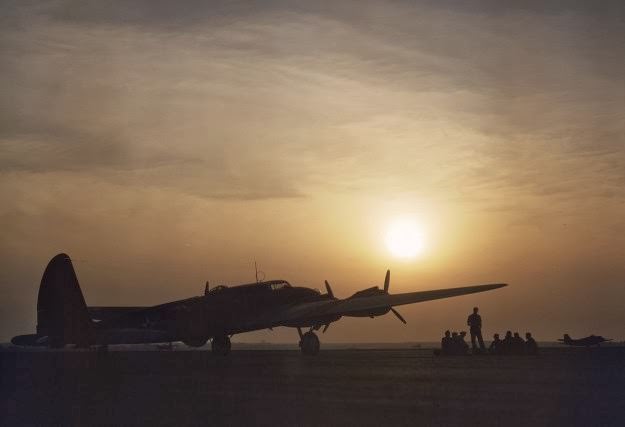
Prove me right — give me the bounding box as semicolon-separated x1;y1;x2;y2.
385;218;426;259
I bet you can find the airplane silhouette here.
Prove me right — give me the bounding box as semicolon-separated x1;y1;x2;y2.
558;334;612;348
11;253;507;355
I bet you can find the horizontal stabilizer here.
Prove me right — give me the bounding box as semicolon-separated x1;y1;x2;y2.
11;334;49;347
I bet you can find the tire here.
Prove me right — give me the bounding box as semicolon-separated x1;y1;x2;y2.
300;332;320;356
183;337;208;348
211;336;231;355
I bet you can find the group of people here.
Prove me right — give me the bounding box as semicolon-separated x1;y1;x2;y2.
488;331;538;355
440;330;471;355
439;307;539;356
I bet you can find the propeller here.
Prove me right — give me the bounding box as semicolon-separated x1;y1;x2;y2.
391;308;407;324
324;280;335;298
384;269;390;293
383;270;407;325
321;281;336;332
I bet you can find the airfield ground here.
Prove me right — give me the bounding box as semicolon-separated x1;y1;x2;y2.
2;346;624;426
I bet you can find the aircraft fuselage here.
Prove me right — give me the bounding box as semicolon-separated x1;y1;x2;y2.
88;282;340;345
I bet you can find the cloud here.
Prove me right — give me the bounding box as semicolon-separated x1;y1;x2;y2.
3;0;624;207
1;0;625;341
1;0;624;207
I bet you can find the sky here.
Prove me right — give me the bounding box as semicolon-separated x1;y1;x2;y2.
1;0;624;343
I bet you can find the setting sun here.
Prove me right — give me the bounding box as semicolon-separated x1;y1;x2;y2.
385;218;426;259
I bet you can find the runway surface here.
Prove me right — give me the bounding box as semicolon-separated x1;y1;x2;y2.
2;346;624;426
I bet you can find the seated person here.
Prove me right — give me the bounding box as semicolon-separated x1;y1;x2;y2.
512;332;526;355
441;330;452;355
450;331;460;355
458;331;470;355
489;333;502;355
501;331;514;355
525;332;539;355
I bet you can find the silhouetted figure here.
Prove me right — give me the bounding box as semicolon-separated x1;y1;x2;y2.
513;332;525;355
450;331;460;355
458;331;470;355
441;330;452;355
501;331;514;355
489;333;502;355
525;332;538;355
467;307;486;353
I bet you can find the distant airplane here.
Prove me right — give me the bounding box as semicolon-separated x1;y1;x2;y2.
11;253;507;355
558;334;612;348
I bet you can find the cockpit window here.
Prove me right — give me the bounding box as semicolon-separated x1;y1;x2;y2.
269;281;290;291
209;285;229;293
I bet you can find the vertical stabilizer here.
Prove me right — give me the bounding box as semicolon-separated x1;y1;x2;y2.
36;253;93;347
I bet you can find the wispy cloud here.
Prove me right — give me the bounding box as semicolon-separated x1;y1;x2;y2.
2;1;623;202
1;0;624;340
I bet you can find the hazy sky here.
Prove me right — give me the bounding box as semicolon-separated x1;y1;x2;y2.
1;0;624;343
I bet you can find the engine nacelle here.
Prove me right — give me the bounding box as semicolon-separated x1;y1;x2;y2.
345;286;391;318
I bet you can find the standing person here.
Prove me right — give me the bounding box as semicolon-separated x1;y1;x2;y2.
467;307;486;353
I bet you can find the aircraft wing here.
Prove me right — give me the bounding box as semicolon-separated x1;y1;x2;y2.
271;283;507;325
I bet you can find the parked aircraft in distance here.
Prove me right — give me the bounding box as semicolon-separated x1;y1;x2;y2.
558;334;612;348
11;253;507;355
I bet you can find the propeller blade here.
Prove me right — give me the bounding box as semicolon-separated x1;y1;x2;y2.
391;308;407;324
324;280;334;298
384;270;390;293
322;323;331;333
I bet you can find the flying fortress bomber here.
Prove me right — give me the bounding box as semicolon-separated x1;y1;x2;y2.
12;254;507;355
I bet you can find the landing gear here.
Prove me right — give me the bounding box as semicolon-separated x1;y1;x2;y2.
183;337;208;348
299;329;320;356
211;335;231;355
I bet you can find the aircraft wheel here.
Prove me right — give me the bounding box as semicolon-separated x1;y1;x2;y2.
211;335;231;355
300;331;320;356
183;337;208;348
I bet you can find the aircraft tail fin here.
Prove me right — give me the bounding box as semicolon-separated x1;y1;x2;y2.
36;253;93;347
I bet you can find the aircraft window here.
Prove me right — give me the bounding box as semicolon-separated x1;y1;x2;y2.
209;285;229;293
270;282;288;291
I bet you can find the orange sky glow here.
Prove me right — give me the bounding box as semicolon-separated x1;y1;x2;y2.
1;0;624;343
